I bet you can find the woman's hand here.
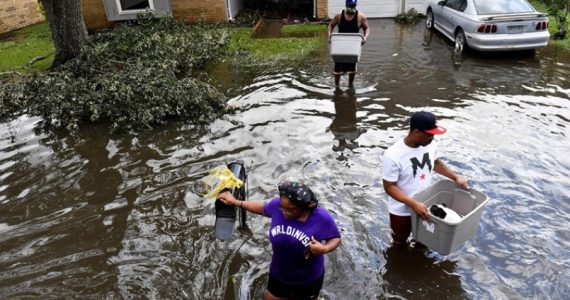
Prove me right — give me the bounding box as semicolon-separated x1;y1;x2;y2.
308;237;341;257
218;191;237;206
309;237;328;256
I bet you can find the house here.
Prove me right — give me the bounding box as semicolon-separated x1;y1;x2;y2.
0;0;45;35
83;0;330;30
83;0;427;31
0;1;427;34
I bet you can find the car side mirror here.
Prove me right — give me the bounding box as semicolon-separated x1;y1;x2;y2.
437;1;446;6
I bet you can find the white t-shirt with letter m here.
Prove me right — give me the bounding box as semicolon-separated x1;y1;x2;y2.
382;138;439;216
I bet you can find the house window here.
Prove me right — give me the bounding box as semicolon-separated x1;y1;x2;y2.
117;0;154;14
104;0;171;21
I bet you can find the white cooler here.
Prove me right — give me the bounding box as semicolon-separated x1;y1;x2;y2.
411;180;489;255
330;33;364;63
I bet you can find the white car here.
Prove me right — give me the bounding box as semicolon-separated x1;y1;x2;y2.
425;0;550;53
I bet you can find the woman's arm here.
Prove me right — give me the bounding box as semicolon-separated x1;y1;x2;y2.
218;191;266;216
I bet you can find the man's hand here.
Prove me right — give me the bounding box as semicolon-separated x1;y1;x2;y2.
455;176;470;190
411;200;429;220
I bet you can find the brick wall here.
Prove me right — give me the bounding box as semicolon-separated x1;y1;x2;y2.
172;0;228;24
82;0;114;30
82;0;229;30
0;0;45;34
316;0;328;20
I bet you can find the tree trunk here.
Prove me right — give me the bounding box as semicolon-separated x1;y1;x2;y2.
40;0;88;68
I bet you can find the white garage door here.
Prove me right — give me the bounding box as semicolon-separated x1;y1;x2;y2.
406;0;427;15
328;0;400;18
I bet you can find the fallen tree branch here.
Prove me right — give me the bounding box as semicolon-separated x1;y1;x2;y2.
28;55;47;66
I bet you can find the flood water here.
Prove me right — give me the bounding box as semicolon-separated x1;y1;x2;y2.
1;19;569;299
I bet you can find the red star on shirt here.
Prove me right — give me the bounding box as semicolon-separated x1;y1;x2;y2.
420;174;426;180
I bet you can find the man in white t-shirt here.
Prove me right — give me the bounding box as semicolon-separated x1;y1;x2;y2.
382;111;469;244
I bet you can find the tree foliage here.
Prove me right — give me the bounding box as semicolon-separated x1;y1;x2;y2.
1;16;229;132
543;0;569;33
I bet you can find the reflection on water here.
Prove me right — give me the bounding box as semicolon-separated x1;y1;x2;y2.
1;19;569;299
382;243;465;299
329;88;363;155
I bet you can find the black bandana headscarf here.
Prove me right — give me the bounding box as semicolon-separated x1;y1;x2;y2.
277;181;318;209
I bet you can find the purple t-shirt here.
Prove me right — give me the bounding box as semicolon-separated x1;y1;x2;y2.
263;197;341;285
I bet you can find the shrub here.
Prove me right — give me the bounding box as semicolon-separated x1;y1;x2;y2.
0;76;28;117
395;8;422;25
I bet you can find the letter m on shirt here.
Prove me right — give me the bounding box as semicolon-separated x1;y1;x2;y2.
410;152;432;178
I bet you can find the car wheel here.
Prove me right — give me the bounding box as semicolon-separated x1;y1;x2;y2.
454;29;467;54
426;10;434;29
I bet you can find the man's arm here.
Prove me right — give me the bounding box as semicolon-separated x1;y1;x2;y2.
359;14;370;43
383;179;429;219
328;13;341;42
434;159;469;189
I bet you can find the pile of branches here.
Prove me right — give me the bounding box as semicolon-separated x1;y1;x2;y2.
230;8;261;27
1;15;229;132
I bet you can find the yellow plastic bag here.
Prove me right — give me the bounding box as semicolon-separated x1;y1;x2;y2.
196;165;244;199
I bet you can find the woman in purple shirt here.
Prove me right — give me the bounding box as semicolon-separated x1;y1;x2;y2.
219;181;341;300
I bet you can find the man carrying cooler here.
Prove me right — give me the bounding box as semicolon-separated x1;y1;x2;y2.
382;111;469;244
328;0;370;88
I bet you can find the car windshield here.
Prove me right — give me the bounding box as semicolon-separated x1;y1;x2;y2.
474;0;535;15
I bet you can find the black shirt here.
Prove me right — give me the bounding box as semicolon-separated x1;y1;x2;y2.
338;10;359;33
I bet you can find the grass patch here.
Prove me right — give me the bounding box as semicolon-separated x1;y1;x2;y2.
1;21;327;72
0;22;54;72
281;23;327;34
228;24;326;62
530;0;570;50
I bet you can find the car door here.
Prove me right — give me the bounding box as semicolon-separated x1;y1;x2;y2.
438;0;467;39
430;0;446;29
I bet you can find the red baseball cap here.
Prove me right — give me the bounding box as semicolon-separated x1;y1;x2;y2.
410;111;447;135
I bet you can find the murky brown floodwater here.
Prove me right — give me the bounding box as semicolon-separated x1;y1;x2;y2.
1;19;569;299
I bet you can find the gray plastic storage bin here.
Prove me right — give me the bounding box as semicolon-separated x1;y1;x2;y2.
330;33;363;63
411;180;488;255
